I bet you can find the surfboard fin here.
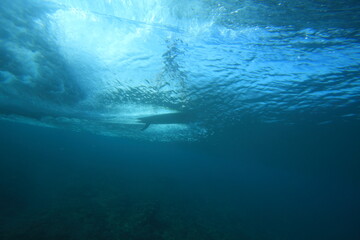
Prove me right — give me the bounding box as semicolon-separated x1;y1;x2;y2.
141;123;150;131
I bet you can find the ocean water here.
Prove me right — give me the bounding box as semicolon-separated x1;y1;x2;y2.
1;0;360;239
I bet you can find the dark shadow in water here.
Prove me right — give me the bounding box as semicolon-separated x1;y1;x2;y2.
0;120;359;240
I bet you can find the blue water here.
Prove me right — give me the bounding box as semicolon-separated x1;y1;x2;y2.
1;0;360;239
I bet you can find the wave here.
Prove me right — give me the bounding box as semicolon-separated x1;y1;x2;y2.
0;0;359;141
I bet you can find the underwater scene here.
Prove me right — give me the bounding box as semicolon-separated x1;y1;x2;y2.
0;0;360;239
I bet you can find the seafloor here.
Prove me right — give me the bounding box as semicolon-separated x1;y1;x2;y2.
1;121;359;240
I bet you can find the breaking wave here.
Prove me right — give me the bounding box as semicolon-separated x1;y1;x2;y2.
1;0;359;141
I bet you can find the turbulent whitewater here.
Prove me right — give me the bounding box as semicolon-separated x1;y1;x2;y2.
1;0;360;141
